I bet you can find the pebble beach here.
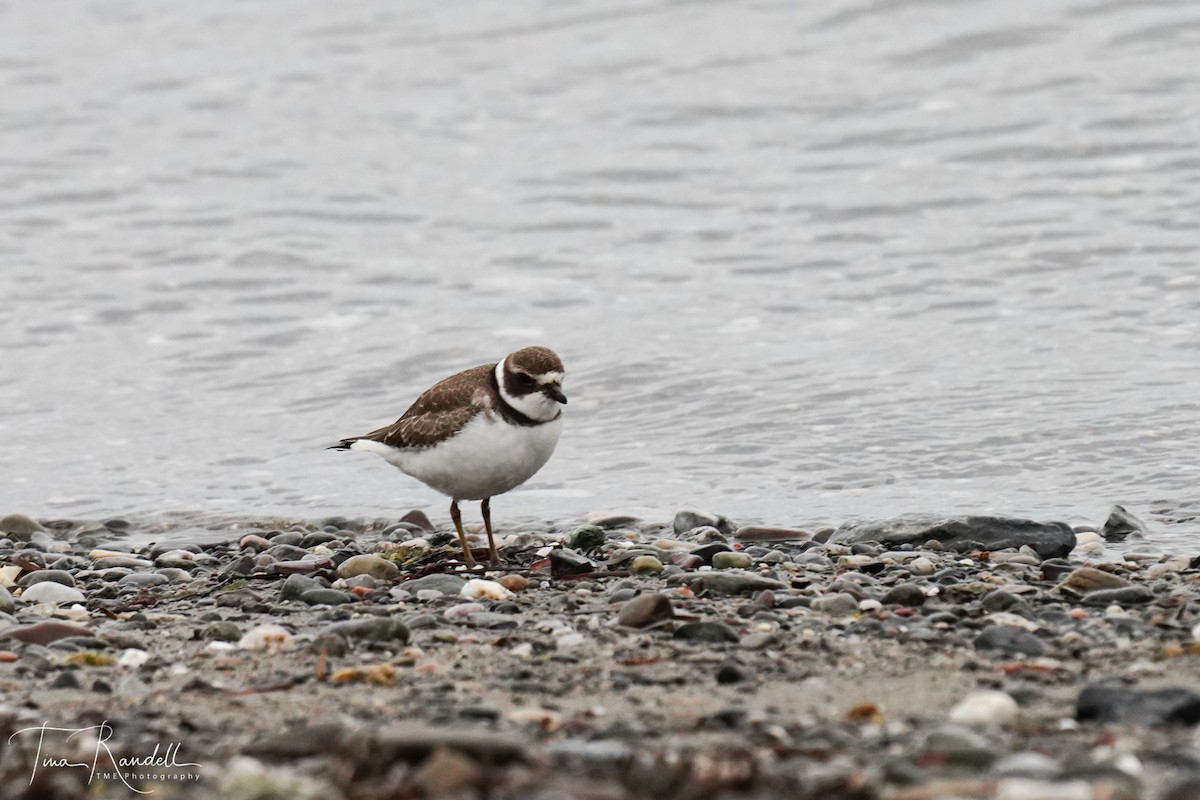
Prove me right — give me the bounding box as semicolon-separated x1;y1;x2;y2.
1;506;1198;799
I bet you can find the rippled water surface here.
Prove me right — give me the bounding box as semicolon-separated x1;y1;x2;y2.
3;1;1199;548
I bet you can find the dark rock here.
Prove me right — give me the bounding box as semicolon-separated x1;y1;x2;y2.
50;670;81;689
221;555;257;577
200;621;242;642
673;621;739;644
1039;558;1075;583
300;532;341;548
715;661;746;684
881;583;925;607
1077;681;1200;726
974;625;1045;657
550;548;594;578
466;612;519;630
1099;505;1149;541
689;543;732;565
564;526;607;551
617;593;674;628
673;507;734;536
981;590;1028;614
327;617;410;643
831;514;1076;559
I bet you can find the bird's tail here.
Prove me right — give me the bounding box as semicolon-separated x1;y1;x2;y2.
326;437;359;451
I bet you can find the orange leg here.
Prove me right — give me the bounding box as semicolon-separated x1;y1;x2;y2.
449;500;476;567
481;497;499;567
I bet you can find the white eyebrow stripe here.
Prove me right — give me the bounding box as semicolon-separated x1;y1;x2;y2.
537;371;564;384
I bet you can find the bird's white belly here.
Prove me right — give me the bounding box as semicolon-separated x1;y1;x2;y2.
355;415;563;501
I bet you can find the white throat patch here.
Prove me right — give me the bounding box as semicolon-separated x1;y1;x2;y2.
495;362;563;423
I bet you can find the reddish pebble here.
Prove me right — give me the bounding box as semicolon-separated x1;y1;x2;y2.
239;534;273;551
0;621;92;646
498;574;529;592
0;651;18;662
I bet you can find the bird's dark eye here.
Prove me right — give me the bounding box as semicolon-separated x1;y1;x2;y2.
515;373;537;390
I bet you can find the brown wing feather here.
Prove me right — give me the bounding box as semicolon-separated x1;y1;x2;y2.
357;363;496;450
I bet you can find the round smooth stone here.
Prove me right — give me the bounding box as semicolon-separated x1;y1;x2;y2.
712;552;753;570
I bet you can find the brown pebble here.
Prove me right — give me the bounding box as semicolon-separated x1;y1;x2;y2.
1056;567;1133;594
238;534;273;551
617;592;674;628
498;574;529;592
400;509;435;532
413;746;483;795
733;526;811;543
0;514;44;536
0;651;18;662
0;621;92;646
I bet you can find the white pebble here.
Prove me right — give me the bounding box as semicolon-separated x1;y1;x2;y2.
238;624;295;652
987;612;1039;631
948;690;1019;730
20;582;86;605
459;578;514;601
118;649;150;668
444;602;486;619
0;565;21;587
995;778;1091;800
555;632;585;649
1145;555;1189;578
1073;531;1104;555
909;557;935;576
858;599;883;613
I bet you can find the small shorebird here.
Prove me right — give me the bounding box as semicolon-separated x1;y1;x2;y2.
329;346;567;567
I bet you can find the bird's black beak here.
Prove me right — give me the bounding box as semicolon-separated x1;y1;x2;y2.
544;384;567;404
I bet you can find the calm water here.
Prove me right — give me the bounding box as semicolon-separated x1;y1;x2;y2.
3;1;1199;549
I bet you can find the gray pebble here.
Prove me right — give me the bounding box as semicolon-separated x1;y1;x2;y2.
465;612;519;630
1080;586;1153;606
811;593;861;616
403;574;467;596
880;583;925;607
201;621;242;642
278;574;323;602
327;617;410;643
974;625;1045;657
118;573;169;587
266;544;310;561
300;588;356;606
19;570;76;588
673;621;739;644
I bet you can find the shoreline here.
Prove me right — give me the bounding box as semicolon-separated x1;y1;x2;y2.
0;508;1198;799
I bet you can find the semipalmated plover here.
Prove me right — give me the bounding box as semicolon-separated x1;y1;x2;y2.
330;346;567;567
